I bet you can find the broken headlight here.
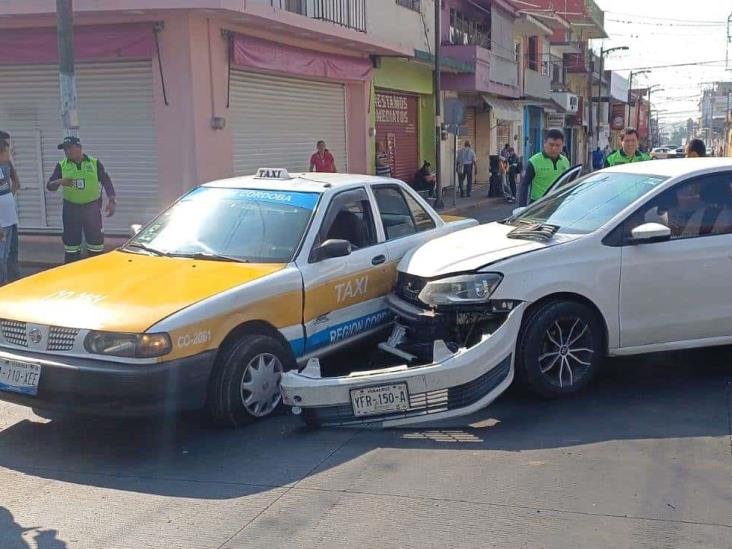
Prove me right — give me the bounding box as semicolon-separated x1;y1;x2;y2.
418;273;503;307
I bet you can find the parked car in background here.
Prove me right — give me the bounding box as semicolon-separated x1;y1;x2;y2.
650;147;673;159
283;158;732;427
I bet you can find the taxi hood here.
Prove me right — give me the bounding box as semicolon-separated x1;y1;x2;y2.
0;251;285;332
399;221;575;278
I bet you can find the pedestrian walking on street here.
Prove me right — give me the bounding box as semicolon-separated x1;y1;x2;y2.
310;140;337;173
456;140;477;198
46;137;116;264
375;140;391;177
592;146;605;171
686;139;706;158
507;147;520;199
520;129;570;206
0;130;20;282
499;154;515;203
0;140;20;285
604;128;651;167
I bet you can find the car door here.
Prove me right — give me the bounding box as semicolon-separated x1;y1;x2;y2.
370;184;441;272
618;172;732;348
298;187;392;356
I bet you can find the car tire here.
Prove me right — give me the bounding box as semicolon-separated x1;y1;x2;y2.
207;334;294;428
516;300;603;398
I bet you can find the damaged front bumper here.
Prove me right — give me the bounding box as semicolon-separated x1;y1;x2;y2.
280;297;526;428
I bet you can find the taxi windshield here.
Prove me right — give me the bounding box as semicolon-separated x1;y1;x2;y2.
125;187;320;263
506;172;669;234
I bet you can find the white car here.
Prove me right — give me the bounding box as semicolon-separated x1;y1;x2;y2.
650;147;673;159
282;158;732;427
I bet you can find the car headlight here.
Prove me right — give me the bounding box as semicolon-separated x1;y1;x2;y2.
84;331;172;358
418;273;503;307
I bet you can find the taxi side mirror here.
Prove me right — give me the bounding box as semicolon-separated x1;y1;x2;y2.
311;239;352;262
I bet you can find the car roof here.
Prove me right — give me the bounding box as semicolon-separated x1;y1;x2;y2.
202;172;405;194
601;157;732;178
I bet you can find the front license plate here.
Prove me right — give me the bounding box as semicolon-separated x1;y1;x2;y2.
351;383;409;417
0;359;41;396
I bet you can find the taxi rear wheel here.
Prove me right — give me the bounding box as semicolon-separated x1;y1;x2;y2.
207;334;294;428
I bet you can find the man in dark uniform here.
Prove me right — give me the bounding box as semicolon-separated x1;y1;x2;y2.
47;137;116;263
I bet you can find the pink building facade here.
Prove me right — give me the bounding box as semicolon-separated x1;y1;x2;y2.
0;1;408;233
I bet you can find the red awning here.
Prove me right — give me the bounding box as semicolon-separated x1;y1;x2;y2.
0;24;155;65
232;33;372;82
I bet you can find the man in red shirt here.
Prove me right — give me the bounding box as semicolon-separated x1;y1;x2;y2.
309;140;337;173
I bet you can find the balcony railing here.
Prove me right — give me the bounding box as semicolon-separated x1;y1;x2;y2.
269;0;367;32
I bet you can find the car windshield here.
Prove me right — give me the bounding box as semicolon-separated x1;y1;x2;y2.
506;172;668;234
125;187;320;263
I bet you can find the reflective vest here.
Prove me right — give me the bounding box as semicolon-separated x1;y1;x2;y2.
528;152;570;201
605;149;651;166
60;156;101;205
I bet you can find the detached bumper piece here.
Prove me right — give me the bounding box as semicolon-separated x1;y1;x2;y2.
301;355;511;427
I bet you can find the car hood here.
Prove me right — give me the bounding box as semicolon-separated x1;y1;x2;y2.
0;251;285;332
399;222;577;278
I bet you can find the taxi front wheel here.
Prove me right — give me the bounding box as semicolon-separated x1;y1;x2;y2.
207;334;294;428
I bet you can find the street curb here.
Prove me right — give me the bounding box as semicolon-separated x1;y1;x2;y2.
440;196;497;216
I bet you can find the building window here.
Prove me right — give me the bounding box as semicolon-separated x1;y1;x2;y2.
527;36;539;71
449;8;491;49
396;0;421;10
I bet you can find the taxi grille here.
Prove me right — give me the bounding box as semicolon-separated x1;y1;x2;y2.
1;320;27;347
0;321;80;351
48;327;80;351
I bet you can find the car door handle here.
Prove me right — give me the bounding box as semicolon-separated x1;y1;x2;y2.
371;254;386;266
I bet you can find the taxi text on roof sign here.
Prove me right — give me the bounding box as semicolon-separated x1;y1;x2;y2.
256;168;291;179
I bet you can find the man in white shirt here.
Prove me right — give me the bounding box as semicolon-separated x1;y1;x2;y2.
456;140;477;198
0;139;19;285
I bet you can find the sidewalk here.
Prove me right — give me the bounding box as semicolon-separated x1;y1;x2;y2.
18;183;514;269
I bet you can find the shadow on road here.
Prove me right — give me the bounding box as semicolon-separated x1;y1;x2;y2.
0;346;729;501
0;507;67;549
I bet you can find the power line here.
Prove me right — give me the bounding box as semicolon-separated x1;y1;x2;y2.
605;11;725;24
606;59;727;71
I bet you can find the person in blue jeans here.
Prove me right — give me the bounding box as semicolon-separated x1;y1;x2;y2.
0;140;19;284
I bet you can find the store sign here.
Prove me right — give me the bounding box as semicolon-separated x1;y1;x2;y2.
610;73;629;102
547;113;565;130
376;93;412;124
610;102;626;131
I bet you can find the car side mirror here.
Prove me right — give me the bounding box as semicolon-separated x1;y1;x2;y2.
630;222;671;244
311;239;352;262
130;224;142;236
512;207;527;216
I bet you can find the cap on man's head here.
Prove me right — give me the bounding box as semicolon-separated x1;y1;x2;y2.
58;136;82;150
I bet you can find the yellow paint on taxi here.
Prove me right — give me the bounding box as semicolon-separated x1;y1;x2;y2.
440;214;467;223
0;251;286;333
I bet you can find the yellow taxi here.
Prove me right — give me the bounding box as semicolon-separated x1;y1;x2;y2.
0;169;475;426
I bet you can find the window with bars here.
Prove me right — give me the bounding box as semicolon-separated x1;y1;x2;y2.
396;0;421;10
449;8;491;49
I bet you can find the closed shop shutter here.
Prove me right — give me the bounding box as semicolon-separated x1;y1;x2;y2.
463;106;476;149
0;61;159;233
496;122;511;154
230;71;347;175
375;91;419;183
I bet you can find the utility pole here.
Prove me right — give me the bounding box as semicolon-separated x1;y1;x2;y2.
587;53;594;167
433;0;443;208
57;0;79;136
627;69;650;130
596;46;629;149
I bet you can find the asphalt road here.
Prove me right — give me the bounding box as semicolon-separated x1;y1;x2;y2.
2;204;731;548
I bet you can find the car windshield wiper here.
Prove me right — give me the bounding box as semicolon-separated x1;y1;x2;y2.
123;242;166;256
164;251;249;263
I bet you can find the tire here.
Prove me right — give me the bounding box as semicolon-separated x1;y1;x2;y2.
516;300;603;398
207;334;294;428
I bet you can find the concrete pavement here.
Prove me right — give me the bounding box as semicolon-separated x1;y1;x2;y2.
0;348;730;548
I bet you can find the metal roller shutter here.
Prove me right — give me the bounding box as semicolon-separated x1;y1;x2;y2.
375;91;419;183
0;61;159;233
230;71;347;175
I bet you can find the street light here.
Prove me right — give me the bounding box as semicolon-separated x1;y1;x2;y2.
627;69;651;128
596;46;629;149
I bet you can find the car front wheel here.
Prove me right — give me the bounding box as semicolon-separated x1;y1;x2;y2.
517;300;603;398
207;334;293;427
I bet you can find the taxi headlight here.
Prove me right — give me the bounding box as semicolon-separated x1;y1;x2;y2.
84;332;172;358
418;273;503;307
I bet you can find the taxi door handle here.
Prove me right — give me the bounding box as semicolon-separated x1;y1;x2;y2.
371;254;386;266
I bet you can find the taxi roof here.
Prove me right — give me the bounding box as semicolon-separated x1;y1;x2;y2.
602;157;732;178
202;172;402;194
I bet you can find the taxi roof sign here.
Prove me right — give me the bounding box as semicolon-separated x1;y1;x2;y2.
255;168;292;180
